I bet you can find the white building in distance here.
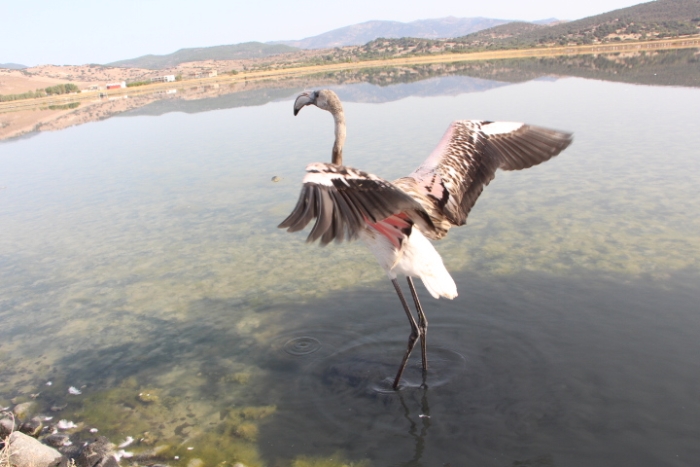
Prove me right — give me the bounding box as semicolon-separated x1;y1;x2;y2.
151;75;176;83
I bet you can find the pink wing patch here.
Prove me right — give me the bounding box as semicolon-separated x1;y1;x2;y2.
365;213;412;249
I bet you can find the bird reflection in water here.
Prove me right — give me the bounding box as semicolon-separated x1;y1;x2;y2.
396;374;431;467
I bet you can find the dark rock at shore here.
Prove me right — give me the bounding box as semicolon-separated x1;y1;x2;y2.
1;414;17;438
58;444;83;460
74;436;119;467
13;402;37;419
19;416;44;437
44;433;71;448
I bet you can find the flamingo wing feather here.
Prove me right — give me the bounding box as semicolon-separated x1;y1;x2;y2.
279;162;434;245
407;120;573;236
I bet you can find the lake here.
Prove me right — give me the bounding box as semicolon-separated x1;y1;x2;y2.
1;52;700;467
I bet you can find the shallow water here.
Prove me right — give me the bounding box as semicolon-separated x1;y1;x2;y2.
1;60;700;467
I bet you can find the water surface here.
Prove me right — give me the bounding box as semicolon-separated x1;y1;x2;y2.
1;60;699;467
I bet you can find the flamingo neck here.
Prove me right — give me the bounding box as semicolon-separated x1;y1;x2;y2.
318;91;346;166
331;106;345;166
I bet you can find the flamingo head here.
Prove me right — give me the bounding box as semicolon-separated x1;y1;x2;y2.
293;90;319;116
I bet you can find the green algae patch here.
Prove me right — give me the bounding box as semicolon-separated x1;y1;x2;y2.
222;372;252;385
233;422;258;441
291;452;370;467
140;405;278;467
65;380;274;467
137;388;163;404
216;405;277;443
71;381;172;439
240;406;276;420
156;435;264;467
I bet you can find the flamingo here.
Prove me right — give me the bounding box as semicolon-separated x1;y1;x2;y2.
280;89;573;389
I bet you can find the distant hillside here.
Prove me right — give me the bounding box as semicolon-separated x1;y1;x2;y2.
108;42;299;69
459;0;700;48
342;0;700;59
0;63;28;69
532;18;567;25
273;17;511;49
464;21;548;40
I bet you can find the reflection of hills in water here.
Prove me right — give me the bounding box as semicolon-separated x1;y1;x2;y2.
3;49;698;142
122;75;509;117
331;76;508;103
461;48;700;87
121;87;306;117
123;49;700;117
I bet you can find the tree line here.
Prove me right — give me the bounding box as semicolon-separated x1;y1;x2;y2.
0;83;79;102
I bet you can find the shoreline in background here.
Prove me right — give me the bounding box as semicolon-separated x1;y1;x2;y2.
1;37;699;113
1;40;698;141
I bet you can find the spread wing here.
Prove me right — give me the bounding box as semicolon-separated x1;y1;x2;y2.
279;162;434;245
405;120;573;238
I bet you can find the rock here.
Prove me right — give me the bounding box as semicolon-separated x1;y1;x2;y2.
74;436;119;467
1;414;17;438
58;444;82;461
137;390;160;404
43;433;71;448
187;459;204;467
19;416;44;437
139;431;158;446
13;401;36;419
7;431;66;467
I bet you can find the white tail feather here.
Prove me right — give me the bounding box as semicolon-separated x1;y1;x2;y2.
394;229;458;300
420;267;458;300
360;226;458;300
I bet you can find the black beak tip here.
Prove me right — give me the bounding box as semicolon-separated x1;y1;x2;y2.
293;108;299;116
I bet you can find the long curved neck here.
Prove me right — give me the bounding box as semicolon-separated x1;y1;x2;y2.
320;91;346;165
332;110;346;165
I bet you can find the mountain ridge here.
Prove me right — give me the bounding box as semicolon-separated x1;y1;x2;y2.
107;42;298;70
105;16;559;69
270;16;514;49
336;0;700;61
0;63;28;70
454;0;700;47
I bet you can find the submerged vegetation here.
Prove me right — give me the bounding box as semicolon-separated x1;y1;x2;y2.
290;454;369;467
1;45;700;467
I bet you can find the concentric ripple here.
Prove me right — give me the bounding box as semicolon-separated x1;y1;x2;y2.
283;336;322;355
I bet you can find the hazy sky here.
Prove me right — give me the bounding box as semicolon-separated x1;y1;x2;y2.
2;0;647;66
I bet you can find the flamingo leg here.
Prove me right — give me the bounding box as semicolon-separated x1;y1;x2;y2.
407;277;428;372
392;278;420;389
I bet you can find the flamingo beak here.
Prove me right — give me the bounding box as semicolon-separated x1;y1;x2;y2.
293;91;318;116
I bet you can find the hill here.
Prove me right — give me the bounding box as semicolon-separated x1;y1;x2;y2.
457;0;700;48
108;42;299;69
0;63;28;69
345;0;700;59
272;17;511;49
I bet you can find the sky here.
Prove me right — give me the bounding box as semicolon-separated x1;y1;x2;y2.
1;0;649;67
